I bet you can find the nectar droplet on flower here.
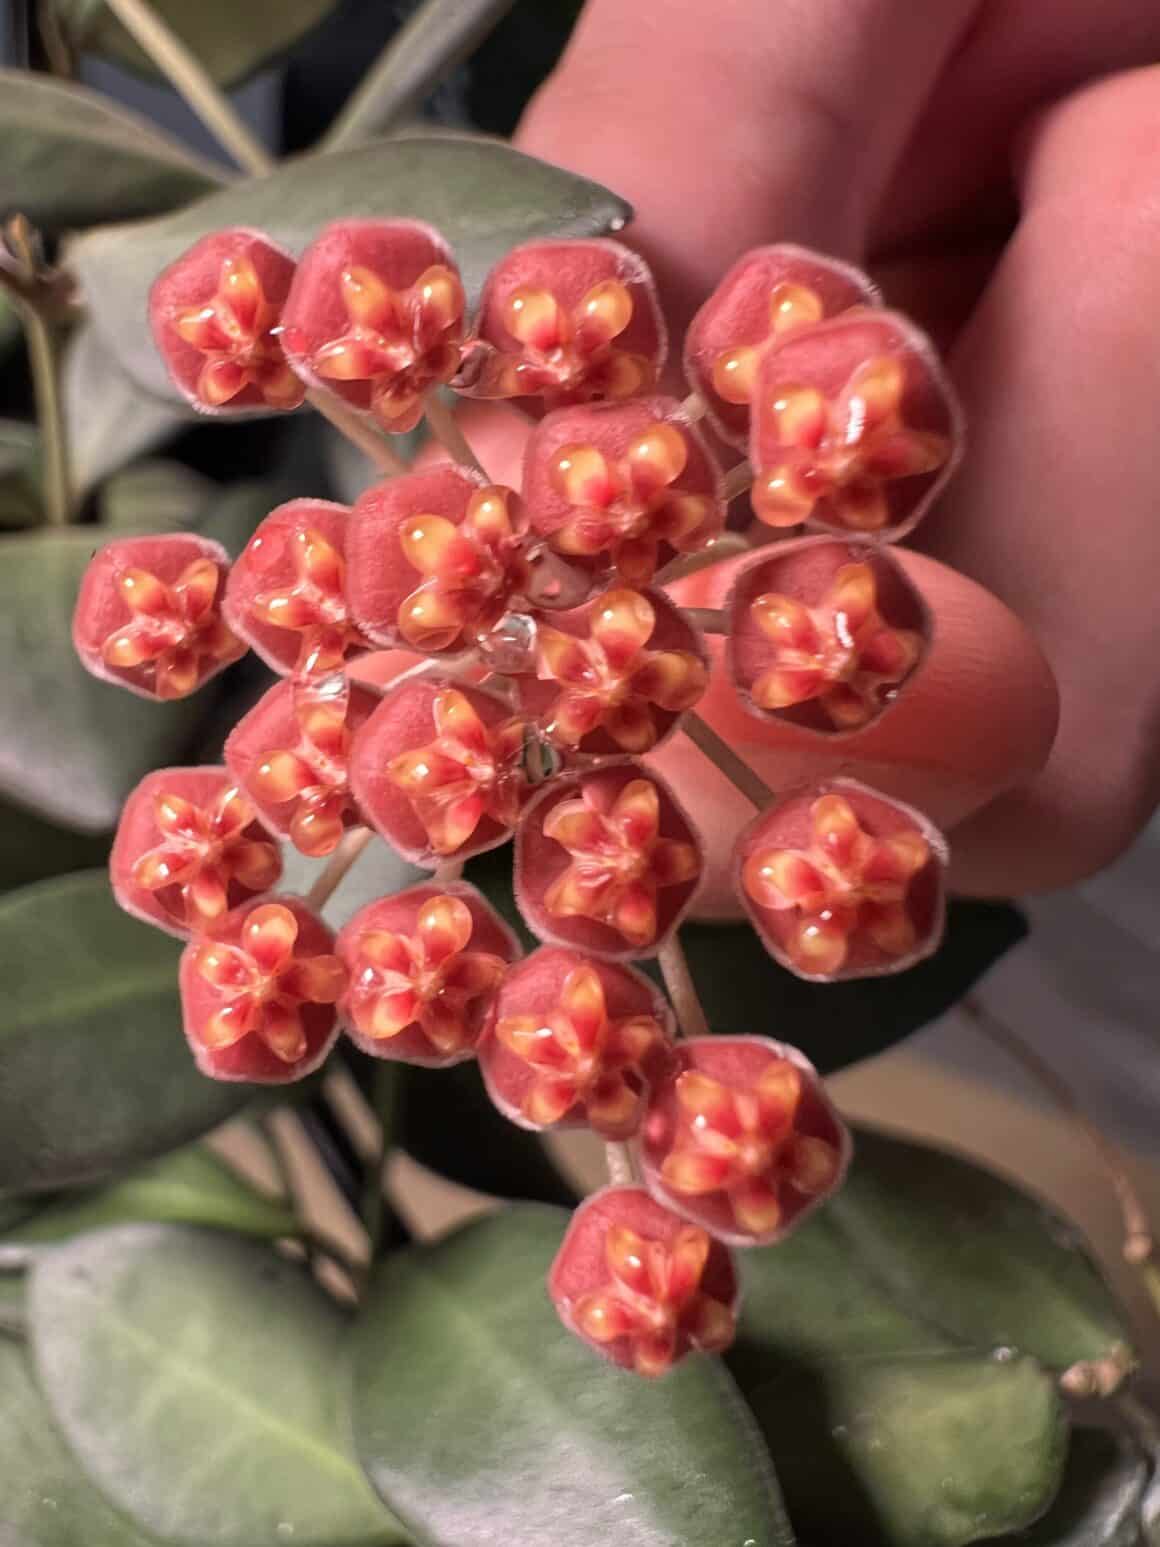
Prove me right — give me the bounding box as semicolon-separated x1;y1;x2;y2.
549;1186;739;1376
726;535;930;733
223;499;372;678
684;244;880;447
479;945;673;1137
178;896;345;1083
149;229;304;415
523;396;724;585
735;778;947;981
515;761;703;960
73;532;245;701
349;674;531;867
463;238;665;406
640;1035;850;1246
750;310;962;542
337;881;519;1066
280;219;465;435
110;766;281;938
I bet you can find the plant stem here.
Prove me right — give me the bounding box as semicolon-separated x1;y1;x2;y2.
680;606;726;634
424;391;486;477
681;391;707;424
604;1143;636;1186
307;826;374;911
656;532;751;587
357;1063;398;1274
100;0;273;176
309;392;410;477
682;710;775;809
20;301;72;525
723;461;753;502
657;933;709;1039
960;993;1160;1322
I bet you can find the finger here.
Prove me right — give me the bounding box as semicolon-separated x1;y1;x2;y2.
659;550;1058;916
920;67;1160;893
517;0;978;324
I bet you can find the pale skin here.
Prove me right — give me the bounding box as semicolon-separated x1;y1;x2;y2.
378;0;1160;910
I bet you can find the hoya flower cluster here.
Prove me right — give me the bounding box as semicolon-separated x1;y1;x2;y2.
75;221;963;1377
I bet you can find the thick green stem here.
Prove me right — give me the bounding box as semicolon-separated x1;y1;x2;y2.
20;302;73;526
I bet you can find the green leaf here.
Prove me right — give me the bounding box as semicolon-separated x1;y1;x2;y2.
71;137;631;402
0;70;221;230
352;1204;793;1547
829;1129;1133;1376
0;531;204;830
0;291;18;352
100;458;212;532
0;1274;25;1335
0;873;247;1197
743;1353;1064;1547
1004;1425;1148;1547
57;0;341;87
325;0;518;149
0;1337;159;1545
29;1224;406;1547
3;1146;297;1245
0;797;109;893
466;845;1028;1074
395;1059;578;1206
0;422;40;529
64;327;188;496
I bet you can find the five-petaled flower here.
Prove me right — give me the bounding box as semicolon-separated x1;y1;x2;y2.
711;280;827;409
646;1048;843;1242
532;588;707;753
741;791;932;976
749;561;921;728
494;960;666;1135
540;776;701;949
173;253;304;412
250;527;367;678
101;555;244;699
397;486;529;652
752;355;950;532
548;420;719;583
133;783;280;929
343;892;507;1057
309;263;464;433
190;902;346;1065
388;687;528;856
553;1193;738;1377
251;682;358;858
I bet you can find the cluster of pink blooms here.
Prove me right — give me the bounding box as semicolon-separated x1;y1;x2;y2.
73;219;963;1377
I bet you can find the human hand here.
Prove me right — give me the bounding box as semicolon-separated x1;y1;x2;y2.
504;0;1160;900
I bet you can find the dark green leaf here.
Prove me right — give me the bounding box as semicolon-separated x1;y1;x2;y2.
1003;1426;1148;1547
0;873;247;1197
72;137;631;402
829;1129;1133;1376
466;846;1028;1073
743;1353;1064;1547
100;459;212;532
29;1225;406;1546
64;327;188;496
0;1274;25;1335
352;1204;793;1547
0;797;109;893
3;1145;297;1244
326;0;518;148
0;422;40;529
58;0;341;87
0;70;221;229
0;1338;158;1544
0;531;204;830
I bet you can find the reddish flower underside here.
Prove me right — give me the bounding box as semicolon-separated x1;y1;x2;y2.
481;947;672;1136
338;882;517;1065
518;586;708;755
73;533;244;701
149;230;303;414
224;499;371;678
641;1037;849;1246
523;397;723;584
464;238;665;406
179;898;345;1082
684;244;879;446
549;1186;738;1376
516;763;702;958
281;219;465;434
350;675;530;866
737;780;946;980
110;767;281;938
727;538;929;733
225;677;376;858
750;311;961;540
